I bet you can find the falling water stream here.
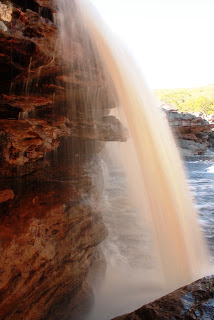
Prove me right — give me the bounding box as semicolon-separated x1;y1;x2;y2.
56;1;211;319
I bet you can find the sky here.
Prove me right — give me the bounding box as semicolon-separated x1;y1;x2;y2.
91;0;214;89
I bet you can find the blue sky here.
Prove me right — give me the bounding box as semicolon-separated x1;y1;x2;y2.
91;0;214;89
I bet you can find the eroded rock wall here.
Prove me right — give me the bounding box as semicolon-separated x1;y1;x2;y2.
0;0;125;318
164;108;214;156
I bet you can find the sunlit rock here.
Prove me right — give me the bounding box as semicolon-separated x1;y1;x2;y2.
0;2;12;22
164;109;214;155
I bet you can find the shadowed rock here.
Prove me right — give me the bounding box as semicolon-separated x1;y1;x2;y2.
113;275;214;320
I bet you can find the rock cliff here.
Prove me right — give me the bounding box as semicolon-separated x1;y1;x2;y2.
0;0;125;319
164;108;214;156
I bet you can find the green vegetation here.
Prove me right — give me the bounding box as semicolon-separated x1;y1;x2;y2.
155;84;214;114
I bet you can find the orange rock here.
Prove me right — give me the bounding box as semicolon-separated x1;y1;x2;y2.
2;94;53;112
0;1;124;319
0;189;14;203
0;162;107;320
0;117;71;166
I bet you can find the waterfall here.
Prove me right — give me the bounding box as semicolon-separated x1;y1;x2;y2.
56;0;211;319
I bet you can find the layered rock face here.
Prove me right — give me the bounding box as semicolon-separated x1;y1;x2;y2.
0;0;125;319
164;108;214;156
113;275;214;320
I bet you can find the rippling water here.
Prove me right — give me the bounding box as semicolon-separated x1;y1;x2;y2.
185;152;214;263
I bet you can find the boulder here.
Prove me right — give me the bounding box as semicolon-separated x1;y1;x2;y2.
113;275;214;320
178;139;208;156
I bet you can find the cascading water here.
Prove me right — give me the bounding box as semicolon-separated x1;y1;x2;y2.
57;0;211;319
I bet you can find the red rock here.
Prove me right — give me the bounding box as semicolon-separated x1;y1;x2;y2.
0;117;70;166
0;7;57;89
0;115;126;167
2;94;53;112
0;161;108;320
0;188;14;203
0;1;124;319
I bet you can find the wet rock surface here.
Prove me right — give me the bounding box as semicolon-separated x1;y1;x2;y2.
0;0;123;319
0;159;108;320
113;275;214;320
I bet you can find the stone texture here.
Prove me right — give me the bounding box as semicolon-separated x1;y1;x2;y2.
0;2;12;22
0;0;123;319
0;117;70;166
166;110;214;134
164;109;214;156
0;188;14;203
179;139;208;156
0;115;126;177
66;115;127;142
0;5;58;94
1;94;53;113
35;0;57;12
0;160;108;320
113;275;214;320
